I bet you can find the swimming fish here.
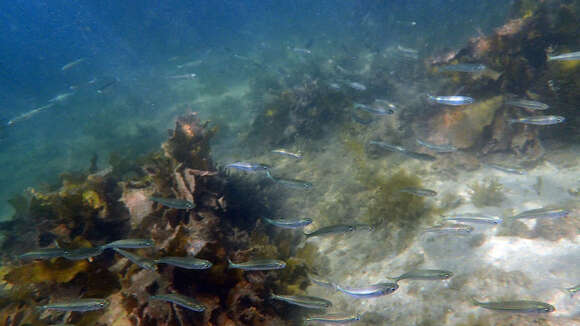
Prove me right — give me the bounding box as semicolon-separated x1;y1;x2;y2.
368;141;406;153
272;177;313;190
63;247;103;261
396;45;419;59
508;115;565;125
561;284;580;298
308;274;336;289
61;58;86;71
440;63;486;73
271;294;332;309
348;82;367;91
19;248;70;260
305;313;361;324
484;163;526;175
505;98;549;111
49;92;75;103
399;187;437;197
304;224;373;238
335;282;398;298
422;224;473;235
225;162;270;172
150;293;206;312
227;258;286;271
101;239;155;250
271;149;303;159
38;298;110;312
166;73;197;80
96;79;118;94
416;139;457;153
388;269;453;283
510;208;569;219
354;103;393;115
369;141;437;161
470;298;555;313
443;213;503;225
547;51;580;61
263;217;313;229
427;95;474;106
155;256;213;270
149;197;195;210
292;47;312;54
351;112;374;125
374;99;398;114
7;103;56;126
113;248;156;270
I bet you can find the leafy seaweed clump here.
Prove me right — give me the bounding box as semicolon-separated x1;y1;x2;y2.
469;177;505;208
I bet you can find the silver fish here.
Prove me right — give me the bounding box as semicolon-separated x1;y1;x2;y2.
399;187;437;197
292;47;312;54
308;274;336;289
113;248;156;270
401;150;437;162
369;141;436;161
422;224;473;235
39;298;110;312
348;82;367;91
335;282;398;298
416;139;457;153
155;256;213;270
271;149;303;159
272;177;313;190
101;239;155;250
63;247;103;261
61;58;86;71
354;103;393;115
440;63;486;73
19;248;69;260
374;99;398;113
369;141;406;153
389;269;453;282
305;313;361;324
7;103;56;126
427;95;474;106
505;98;549;111
49;92;75;103
227;258;286;271
166;73;197;80
304;224;373;238
263;217;313;229
150;293;206;312
508;115;565;125
225;162;270;172
510;208;569;219
271;294;332;309
149;197;195;210
443;213;503;225
485;163;526;175
547;51;580;61
561;284;580;298
471;298;555;313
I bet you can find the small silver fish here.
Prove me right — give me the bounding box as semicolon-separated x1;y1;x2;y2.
561;284;580;298
422;224;473;235
149;197;195;210
272;177;313;190
485;163;526;175
263;217;313;229
155;256;213;270
369;141;405;153
374;99;398;114
399;187;437;197
61;58;86;71
38;298;110;312
225;162;270;172
304;224;373;238
113;248;156;270
305;313;361;324
63;247;103;261
389;269;453;283
416;139;457;153
401;150;437;162
471;298;555;313
271;294;332;309
49;92;75;103
547;51;580;61
427;95;474;106
150;293;206;312
227;258;286;271
505;98;549;111
508;115;565;125
354;103;393;115
308;274;336;289
19;248;69;260
292;47;312;54
271;149;303;159
166;73;197;80
443;213;503;225
348;82;367;91
440;63;486;73
510;208;569;219
101;239;155;250
335;282;398;299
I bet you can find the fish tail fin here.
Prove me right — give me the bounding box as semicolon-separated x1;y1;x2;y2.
547;55;554;62
227;258;234;269
426;94;436;104
386;276;399;283
469;296;481;306
265;170;275;181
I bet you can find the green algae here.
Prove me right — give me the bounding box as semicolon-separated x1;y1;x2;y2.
469;177;505;208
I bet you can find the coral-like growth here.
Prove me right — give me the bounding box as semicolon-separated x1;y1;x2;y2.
469;177;506;207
